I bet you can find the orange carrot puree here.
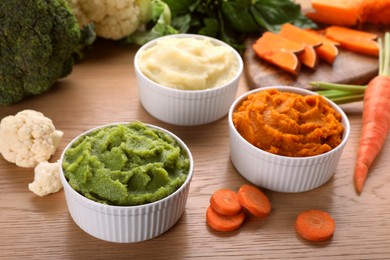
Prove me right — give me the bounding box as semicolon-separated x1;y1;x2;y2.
233;89;344;157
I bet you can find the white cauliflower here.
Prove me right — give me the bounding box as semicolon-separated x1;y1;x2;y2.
67;0;174;43
67;0;142;40
0;110;63;168
29;161;63;196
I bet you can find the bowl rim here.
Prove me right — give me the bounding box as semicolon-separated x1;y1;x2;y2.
228;85;351;161
134;33;244;94
59;121;194;210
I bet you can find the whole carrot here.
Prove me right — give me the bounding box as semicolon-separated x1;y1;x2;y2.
354;32;390;194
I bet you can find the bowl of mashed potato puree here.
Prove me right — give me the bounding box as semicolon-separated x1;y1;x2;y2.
59;121;194;243
134;34;243;126
229;86;351;193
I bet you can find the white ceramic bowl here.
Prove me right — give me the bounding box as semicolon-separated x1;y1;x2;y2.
134;34;243;126
228;86;350;193
59;122;194;243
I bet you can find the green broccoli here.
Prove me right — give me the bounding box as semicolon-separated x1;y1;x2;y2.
0;0;93;105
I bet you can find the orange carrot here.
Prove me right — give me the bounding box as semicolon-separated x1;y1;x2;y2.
237;184;271;217
210;189;243;216
306;0;363;26
279;23;323;70
206;206;245;232
304;29;340;64
295;210;336;242
361;0;390;25
354;32;390;193
306;0;390;26
252;31;304;75
325;26;379;56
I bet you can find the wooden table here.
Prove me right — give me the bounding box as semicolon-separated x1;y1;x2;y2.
1;6;390;260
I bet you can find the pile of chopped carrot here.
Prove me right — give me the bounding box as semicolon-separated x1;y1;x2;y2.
252;23;379;75
206;184;336;242
206;184;271;232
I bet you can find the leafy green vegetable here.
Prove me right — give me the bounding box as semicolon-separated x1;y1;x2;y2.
160;0;195;16
162;0;317;50
124;0;179;45
0;0;95;105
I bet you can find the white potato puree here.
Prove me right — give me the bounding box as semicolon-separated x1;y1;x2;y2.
138;37;238;90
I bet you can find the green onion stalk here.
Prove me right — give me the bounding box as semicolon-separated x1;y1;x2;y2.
311;32;390;104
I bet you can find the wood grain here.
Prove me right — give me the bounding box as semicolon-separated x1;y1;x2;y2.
1;7;390;259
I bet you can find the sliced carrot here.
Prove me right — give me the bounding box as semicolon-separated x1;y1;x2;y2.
304;29;340;64
280;23;322;69
210;189;243;216
295;210;336;242
206;206;245;232
325;26;379;56
237;184;271;217
306;0;362;26
252;31;304;75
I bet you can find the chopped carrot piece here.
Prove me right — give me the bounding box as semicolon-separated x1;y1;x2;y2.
210;189;243;216
280;23;322;69
252;32;304;75
237;184;271;217
295;210;336;242
206;206;245;232
325;26;379;56
304;29;340;64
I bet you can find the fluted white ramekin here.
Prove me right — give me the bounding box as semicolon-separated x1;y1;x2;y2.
228;86;350;193
59;123;194;243
134;34;243;126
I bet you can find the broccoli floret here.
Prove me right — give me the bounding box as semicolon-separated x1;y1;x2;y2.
0;0;86;105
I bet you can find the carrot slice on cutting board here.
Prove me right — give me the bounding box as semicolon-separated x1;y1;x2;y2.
252;31;304;75
304;29;340;64
325;26;379;56
279;23;323;69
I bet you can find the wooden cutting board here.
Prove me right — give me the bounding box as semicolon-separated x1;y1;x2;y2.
244;26;389;90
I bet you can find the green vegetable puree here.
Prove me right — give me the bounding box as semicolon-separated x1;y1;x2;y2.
62;121;190;206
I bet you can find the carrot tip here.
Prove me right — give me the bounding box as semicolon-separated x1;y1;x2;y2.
354;164;369;194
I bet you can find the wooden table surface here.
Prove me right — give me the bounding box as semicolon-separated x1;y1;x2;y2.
1;3;390;259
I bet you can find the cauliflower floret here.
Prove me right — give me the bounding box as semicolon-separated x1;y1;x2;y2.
0;110;63;168
29;161;63;196
68;0;141;40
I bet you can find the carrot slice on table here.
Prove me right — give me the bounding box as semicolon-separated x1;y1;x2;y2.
295;210;336;242
325;26;379;56
237;184;271;217
252;31;304;75
210;189;243;216
206;206;245;232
